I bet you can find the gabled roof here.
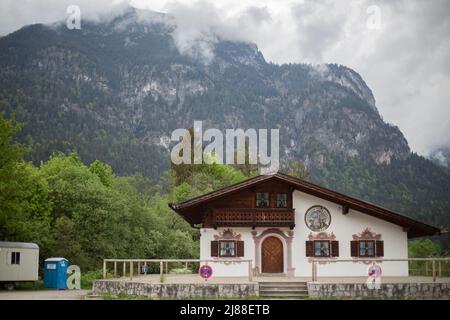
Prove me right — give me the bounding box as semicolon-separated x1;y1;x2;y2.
169;173;441;238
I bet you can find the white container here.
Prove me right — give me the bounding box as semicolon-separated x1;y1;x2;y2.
0;242;40;287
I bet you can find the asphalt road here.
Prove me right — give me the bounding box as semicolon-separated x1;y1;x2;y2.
0;289;90;300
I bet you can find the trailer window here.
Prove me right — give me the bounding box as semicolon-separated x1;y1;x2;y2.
11;252;20;265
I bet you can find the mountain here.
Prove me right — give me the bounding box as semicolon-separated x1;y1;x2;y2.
0;8;449;238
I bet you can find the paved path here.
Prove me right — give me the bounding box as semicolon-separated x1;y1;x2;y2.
0;289;90;300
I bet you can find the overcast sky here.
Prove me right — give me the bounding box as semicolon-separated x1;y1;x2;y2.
0;0;449;156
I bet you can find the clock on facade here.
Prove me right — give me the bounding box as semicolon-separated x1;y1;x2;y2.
305;206;331;232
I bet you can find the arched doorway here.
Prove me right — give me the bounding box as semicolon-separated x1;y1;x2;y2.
261;236;284;273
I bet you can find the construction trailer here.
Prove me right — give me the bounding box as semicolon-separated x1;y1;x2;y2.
0;241;39;290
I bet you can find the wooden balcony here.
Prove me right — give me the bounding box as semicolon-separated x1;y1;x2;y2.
212;208;295;229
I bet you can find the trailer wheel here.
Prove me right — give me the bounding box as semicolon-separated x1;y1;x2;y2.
4;282;15;291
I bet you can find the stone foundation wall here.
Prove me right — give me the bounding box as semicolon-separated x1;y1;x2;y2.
307;282;450;299
93;280;258;299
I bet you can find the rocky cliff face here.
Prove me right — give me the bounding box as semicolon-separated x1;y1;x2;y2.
1;8;410;174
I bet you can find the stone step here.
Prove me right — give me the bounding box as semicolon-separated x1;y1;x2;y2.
260;287;308;293
261;296;310;300
259;288;308;292
260;284;308;289
259;282;307;286
258;282;309;298
260;289;308;294
259;292;310;299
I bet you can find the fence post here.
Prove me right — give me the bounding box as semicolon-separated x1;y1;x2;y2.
425;261;428;275
438;261;442;277
160;261;163;281
130;261;133;280
103;260;106;279
315;261;318;281
432;260;436;282
311;260;316;282
114;261;117;277
122;261;126;277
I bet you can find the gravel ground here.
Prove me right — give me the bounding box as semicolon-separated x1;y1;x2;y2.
0;289;90;300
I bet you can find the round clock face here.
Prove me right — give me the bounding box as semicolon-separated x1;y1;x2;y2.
305;206;331;232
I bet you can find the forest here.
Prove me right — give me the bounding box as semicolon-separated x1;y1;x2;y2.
0;112;446;276
0;112;256;272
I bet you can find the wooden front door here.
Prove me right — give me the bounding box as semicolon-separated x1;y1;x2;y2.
261;236;283;273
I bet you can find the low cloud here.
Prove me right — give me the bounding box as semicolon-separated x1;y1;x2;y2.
0;0;129;34
159;1;247;64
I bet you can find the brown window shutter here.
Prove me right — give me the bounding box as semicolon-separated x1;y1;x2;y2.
211;241;219;257
306;241;314;257
331;241;339;257
351;241;359;257
236;241;244;257
376;240;384;257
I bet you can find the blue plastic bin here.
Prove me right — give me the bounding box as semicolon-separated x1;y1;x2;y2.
44;258;68;289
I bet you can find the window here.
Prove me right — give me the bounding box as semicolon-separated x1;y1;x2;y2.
219;241;236;257
314;241;330;257
306;240;339;257
276;193;287;208
256;192;270;208
11;252;20;265
359;241;375;257
211;240;244;257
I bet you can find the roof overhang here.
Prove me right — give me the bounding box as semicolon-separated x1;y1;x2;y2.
169;173;441;238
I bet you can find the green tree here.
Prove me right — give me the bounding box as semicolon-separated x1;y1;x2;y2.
409;239;441;257
89;160;114;187
0;113;52;249
40;154;121;267
37;152;202;270
286;160;309;180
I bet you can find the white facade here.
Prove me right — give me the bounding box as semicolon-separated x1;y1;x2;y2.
0;242;40;282
200;190;409;278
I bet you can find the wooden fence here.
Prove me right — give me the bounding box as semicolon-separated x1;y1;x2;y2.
310;258;450;282
102;258;254;282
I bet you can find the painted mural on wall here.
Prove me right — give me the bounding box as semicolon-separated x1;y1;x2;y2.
305;206;331;232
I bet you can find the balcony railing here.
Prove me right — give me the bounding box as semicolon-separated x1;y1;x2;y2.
212;208;295;229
